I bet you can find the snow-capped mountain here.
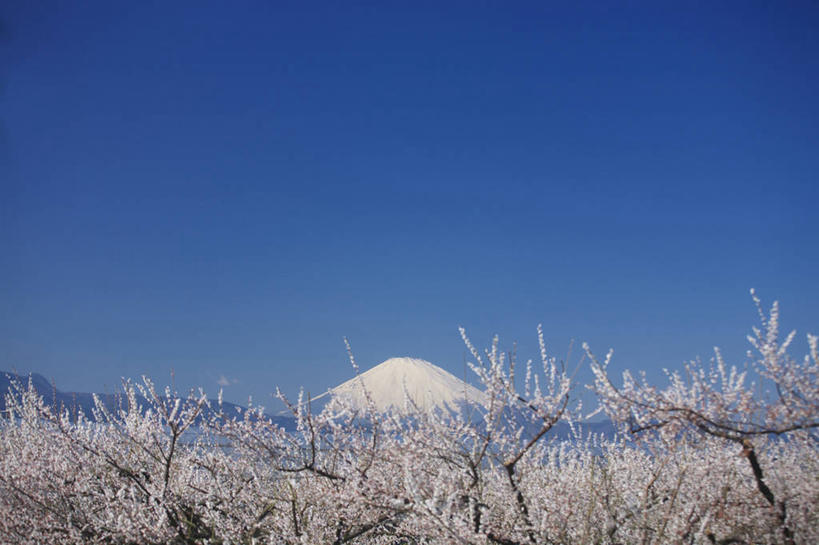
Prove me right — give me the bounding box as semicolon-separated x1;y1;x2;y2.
311;357;486;415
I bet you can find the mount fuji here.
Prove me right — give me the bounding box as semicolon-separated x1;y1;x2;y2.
303;357;616;438
309;357;486;415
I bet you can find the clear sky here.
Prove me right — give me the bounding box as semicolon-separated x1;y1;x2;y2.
2;1;817;408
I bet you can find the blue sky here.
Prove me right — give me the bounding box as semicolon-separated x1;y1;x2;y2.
2;1;818;407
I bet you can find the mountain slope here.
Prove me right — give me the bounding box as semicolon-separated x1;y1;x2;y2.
312;357;486;415
308;358;616;438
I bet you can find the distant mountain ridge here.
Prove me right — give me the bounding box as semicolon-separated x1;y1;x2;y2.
0;371;295;430
1;369;616;439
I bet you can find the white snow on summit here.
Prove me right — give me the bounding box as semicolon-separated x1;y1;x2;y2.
315;357;486;414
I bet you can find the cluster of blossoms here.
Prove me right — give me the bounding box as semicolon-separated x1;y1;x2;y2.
1;295;817;544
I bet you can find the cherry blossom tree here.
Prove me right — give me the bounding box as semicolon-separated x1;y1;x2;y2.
587;291;818;545
0;294;816;544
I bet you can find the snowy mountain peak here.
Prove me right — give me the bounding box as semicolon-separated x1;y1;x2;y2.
318;357;486;414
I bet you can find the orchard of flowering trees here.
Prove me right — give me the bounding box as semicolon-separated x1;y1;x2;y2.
1;293;817;544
